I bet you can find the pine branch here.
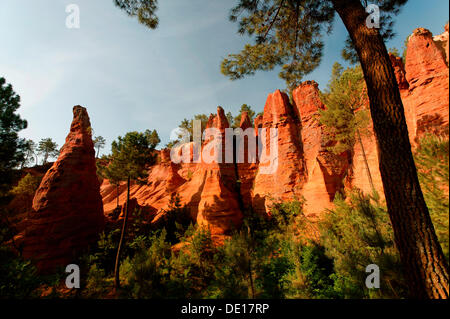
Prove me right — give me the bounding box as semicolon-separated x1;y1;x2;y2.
262;0;285;42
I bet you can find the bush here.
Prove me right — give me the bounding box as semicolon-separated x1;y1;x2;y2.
210;232;255;298
10;173;41;212
156;193;193;245
320;190;408;298
297;244;337;299
123;230;173;298
414;134;449;261
0;247;39;298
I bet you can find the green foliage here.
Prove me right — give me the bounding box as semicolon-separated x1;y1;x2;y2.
114;0;159;29
88;229;121;275
297;244;337;298
156;193;193;245
10;173;41;212
84;263;111;298
0;246;39;298
11;173;40;198
21;139;37;168
146;129;161;149
388;47;400;57
37;138;59;165
105;130;159;183
414;134;449;261
0;77;27;202
268;198;303;231
222;1;407;90
319;63;371;155
320;190;407;298
211;201;304;299
176;114;209;143
222;1;335;91
122;230;174;298
76;188;433;300
97;155;122;188
209;232;254;298
402;35;409;63
226;112;234;127
341;0;408;63
256;251;294;299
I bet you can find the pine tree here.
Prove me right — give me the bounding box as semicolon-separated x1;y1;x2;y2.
0;77;27;203
219;0;448;298
37;138;59;165
107;130;159;290
319;63;374;191
11;173;41;212
320;190;408;298
21;140;37;168
114;0;449;298
177;114;209;142
226;112;234;127
146;129;161;149
93;136;106;158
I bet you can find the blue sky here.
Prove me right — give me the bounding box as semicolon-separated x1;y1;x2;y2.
0;0;448;156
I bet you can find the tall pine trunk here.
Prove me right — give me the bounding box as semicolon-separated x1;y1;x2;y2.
114;176;131;290
332;0;448;298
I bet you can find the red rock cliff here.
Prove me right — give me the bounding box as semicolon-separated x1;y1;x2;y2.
100;24;449;233
18;106;105;273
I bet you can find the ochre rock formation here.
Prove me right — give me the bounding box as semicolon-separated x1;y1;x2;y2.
390;54;409;90
252;90;305;213
352;26;449;198
99;24;449;233
194;107;243;235
403;27;449;139
292;81;351;217
100;107;243;237
18;106;105;273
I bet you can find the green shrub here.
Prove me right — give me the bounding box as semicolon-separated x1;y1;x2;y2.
298;244;337;299
320;190;408;298
123;230;173;298
414;134;449;261
0;247;39;298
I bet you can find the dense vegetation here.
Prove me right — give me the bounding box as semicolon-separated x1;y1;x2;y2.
1;64;448;298
1;132;448;300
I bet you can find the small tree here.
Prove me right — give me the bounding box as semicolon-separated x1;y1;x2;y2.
108;130;159;290
37;138;59;165
177;114;209;142
226;112;234;127
320;190;408;298
0;77;27;202
146;129;161;149
319;63;374;191
21;140;37;168
93;136;106;158
11;173;41;212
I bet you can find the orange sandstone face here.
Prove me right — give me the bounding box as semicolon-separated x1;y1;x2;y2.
100;24;449;238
